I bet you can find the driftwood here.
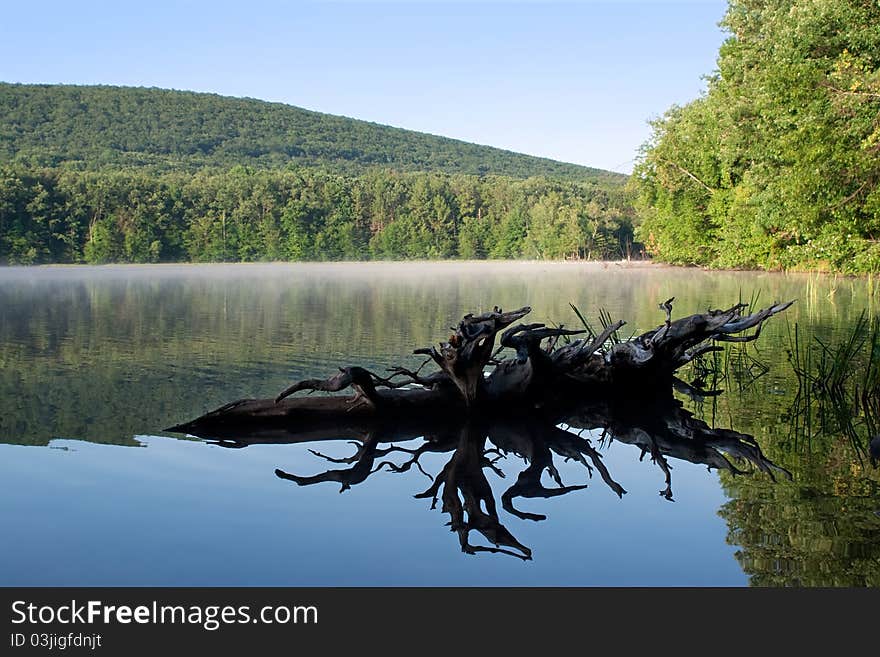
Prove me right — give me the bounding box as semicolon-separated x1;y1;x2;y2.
166;298;796;559
169;298;794;436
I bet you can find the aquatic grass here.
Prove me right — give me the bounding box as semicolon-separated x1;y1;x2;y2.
857;317;880;441
859;315;880;394
724;343;770;393
568;303;595;341
597;307;629;345
813;311;871;394
785;311;880;459
737;287;762;314
568;303;627;346
786;323;814;450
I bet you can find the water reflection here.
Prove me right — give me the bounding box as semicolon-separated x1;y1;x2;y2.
3;263;879;585
181;392;788;560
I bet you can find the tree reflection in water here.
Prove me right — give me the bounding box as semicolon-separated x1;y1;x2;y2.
188;392;789;562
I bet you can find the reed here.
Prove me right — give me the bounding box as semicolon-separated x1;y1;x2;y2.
786;311;880;457
568;303;626;345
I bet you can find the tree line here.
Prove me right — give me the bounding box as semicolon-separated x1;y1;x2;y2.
0;165;637;264
632;0;880;274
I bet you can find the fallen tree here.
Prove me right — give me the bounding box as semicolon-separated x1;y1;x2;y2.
167;298;796;560
168;298;794;435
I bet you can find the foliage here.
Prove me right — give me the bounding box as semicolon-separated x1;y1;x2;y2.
719;462;880;586
0;83;622;183
0;83;640;263
786;311;880;456
0;165;638;264
632;0;880;274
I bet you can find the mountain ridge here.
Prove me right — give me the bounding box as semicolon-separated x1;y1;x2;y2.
0;82;623;182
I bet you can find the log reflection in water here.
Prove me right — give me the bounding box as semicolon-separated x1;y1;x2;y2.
186;394;789;560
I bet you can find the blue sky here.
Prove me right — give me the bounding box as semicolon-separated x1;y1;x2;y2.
1;1;729;173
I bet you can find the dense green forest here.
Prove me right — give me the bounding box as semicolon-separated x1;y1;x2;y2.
0;83;618;181
633;0;880;274
0;83;635;264
0;165;636;264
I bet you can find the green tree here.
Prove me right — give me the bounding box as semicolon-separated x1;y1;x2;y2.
633;0;880;273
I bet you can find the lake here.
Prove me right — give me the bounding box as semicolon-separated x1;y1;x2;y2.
1;262;878;586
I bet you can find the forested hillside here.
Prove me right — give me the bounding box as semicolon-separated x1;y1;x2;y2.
633;0;880;274
0;83;617;182
0;83;634;264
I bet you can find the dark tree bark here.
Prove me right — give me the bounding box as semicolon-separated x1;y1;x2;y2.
163;297;800;561
168;298;794;436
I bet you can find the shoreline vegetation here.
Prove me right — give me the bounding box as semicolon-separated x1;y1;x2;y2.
631;0;880;275
0;165;637;266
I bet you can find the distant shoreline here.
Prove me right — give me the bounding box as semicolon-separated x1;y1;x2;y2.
0;259;860;279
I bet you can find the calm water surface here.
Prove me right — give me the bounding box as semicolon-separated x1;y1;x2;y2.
1;262;878;586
